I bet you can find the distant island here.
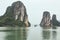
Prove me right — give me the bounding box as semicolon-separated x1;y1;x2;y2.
0;1;31;27
40;11;60;28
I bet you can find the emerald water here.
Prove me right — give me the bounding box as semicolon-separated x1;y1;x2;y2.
0;26;60;40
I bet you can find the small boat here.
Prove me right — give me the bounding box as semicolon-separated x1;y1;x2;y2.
34;25;37;27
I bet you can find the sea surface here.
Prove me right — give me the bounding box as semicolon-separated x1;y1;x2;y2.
0;26;60;40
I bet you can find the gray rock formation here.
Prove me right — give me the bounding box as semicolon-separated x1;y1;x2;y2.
40;11;52;27
12;1;30;27
0;1;30;27
52;14;60;26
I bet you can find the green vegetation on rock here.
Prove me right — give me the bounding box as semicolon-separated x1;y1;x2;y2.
0;1;31;27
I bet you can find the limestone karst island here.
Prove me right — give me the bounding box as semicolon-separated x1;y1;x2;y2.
0;1;60;27
0;1;31;27
40;11;60;28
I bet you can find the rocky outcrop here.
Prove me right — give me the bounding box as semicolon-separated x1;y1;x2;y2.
40;11;52;27
0;1;31;27
40;11;60;27
51;14;60;26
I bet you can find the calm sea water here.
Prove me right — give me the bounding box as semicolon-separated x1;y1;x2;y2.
0;26;60;40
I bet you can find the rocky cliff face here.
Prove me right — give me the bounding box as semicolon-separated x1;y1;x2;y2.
0;1;30;27
40;11;52;27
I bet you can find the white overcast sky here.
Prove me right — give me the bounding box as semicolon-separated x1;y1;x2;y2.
0;0;60;24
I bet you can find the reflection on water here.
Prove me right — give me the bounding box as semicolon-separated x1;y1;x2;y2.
0;26;60;40
5;30;16;40
42;26;57;40
0;27;28;40
42;30;51;40
52;31;57;40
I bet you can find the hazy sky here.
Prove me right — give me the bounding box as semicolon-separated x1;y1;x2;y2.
0;0;60;25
